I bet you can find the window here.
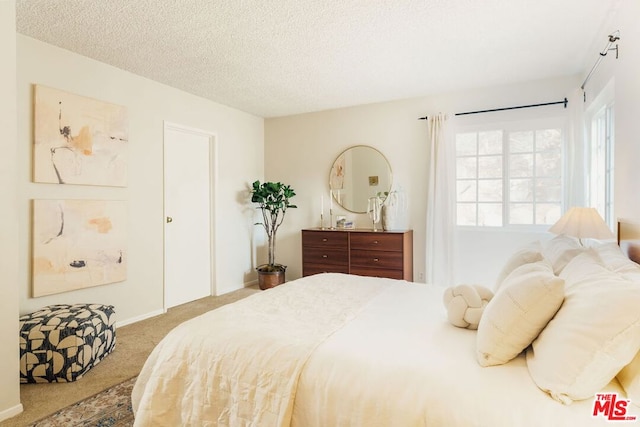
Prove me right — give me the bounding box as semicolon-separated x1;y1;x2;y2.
589;103;614;228
456;123;563;227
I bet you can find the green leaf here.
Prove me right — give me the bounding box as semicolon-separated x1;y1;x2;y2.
249;180;298;265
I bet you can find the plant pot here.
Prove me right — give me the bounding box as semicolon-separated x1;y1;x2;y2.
256;264;286;290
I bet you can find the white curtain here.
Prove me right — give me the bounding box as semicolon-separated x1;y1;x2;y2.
425;113;456;286
566;88;587;208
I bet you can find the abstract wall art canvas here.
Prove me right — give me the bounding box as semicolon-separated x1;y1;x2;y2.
33;85;128;187
32;199;127;297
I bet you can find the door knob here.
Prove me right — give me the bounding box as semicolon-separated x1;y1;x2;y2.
166;216;173;223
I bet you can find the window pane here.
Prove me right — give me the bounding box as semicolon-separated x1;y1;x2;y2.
478;203;502;226
457;180;476;202
454;124;564;229
510;131;533;153
510;203;533;224
478;131;502;155
536;129;562;151
590;105;614;227
510;178;532;202
456;133;477;155
536;203;561;225
478;155;502;178
478;179;502;202
536;178;561;201
510;154;533;177
536;151;561;177
457;157;476;179
457;203;476;226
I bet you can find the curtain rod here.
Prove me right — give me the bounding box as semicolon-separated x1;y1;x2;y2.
581;31;620;91
418;97;568;121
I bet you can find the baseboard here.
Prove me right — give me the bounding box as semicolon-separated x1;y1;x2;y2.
116;308;165;328
0;403;24;422
117;283;257;326
244;279;259;288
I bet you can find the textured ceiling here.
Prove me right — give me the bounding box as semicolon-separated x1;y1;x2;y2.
16;0;619;118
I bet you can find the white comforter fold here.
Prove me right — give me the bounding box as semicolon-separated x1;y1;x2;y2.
131;273;389;426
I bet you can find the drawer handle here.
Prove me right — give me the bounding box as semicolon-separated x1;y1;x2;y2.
373;258;379;262
322;238;328;242
322;254;328;258
373;240;379;244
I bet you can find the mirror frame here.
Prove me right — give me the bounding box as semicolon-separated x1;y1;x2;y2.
328;145;393;214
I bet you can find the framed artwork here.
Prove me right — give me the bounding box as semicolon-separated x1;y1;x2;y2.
33;85;128;187
32;199;127;297
329;153;345;190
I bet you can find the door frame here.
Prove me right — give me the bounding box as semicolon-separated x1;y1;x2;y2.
162;121;218;311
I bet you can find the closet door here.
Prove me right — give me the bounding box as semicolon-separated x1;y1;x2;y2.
163;123;214;309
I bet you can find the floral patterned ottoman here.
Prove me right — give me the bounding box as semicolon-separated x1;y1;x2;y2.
19;304;116;383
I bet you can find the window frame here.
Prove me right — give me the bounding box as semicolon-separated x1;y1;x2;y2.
587;102;615;229
455;116;568;231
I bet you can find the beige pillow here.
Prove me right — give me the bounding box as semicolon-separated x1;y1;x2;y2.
526;258;640;404
618;351;640;408
543;234;584;275
477;260;564;367
494;241;544;291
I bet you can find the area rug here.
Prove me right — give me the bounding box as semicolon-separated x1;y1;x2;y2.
29;377;136;427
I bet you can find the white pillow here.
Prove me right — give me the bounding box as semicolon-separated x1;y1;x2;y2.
494;241;544;291
622;270;640;283
559;249;604;286
442;284;493;330
618;351;640;408
561;248;640;286
477;260;564;367
526;258;640;404
593;242;631;269
593;241;640;276
543;234;584;275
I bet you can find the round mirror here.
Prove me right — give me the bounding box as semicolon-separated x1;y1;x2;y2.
329;145;392;213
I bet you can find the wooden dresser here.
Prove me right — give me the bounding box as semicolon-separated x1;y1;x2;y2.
301;229;413;281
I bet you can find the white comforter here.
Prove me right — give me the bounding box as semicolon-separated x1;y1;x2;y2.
132;273;628;427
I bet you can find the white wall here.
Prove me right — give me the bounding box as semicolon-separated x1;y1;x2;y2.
266;10;640;285
0;2;23;422
581;1;640;224
265;76;578;286
16;35;264;324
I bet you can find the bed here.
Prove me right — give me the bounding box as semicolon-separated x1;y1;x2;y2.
131;221;640;426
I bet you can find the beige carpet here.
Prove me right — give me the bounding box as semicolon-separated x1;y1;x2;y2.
2;286;260;427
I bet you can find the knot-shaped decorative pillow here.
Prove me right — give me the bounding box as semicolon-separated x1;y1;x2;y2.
443;284;494;330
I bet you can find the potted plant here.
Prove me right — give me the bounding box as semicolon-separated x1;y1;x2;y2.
250;180;297;289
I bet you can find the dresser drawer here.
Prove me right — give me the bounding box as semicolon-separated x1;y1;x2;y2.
303;263;350;276
303;247;349;266
302;230;349;248
301;229;412;280
350;266;404;280
350;233;403;252
350;249;403;270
